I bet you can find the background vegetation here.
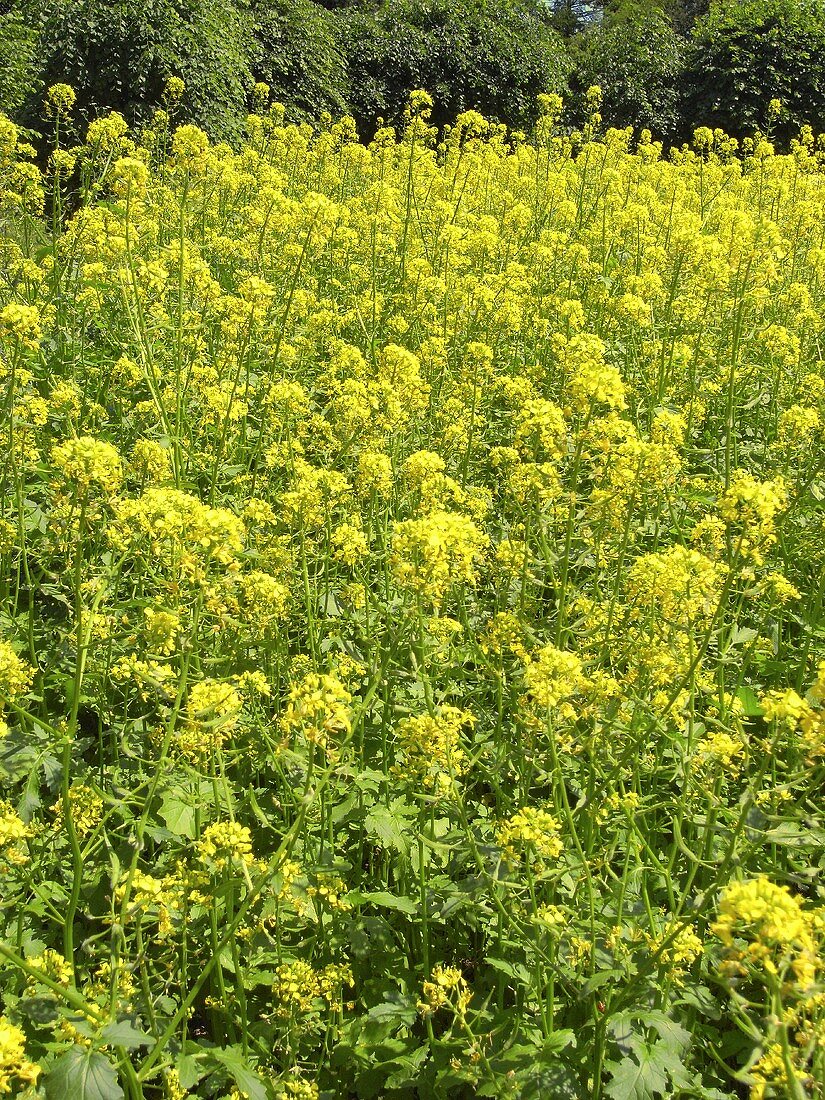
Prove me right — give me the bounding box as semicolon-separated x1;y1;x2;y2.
1;0;825;144
0;83;824;1100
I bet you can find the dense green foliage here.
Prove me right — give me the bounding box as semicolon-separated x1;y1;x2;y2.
251;0;349;122
0;0;824;144
0;8;39;118
341;0;570;133
683;0;825;142
570;7;685;137
13;0;253;139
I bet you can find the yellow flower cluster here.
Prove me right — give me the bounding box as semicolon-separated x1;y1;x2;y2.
0;302;42;350
417;965;471;1018
51;783;104;837
177;680;242;759
393;706;473;794
0;1016;40;1094
0;640;34;700
391;510;487;606
280;672;352;749
109;489;244;575
273;960;353;1015
628;546;725;624
51;436;123;496
647;921;703;984
719;472;787;563
196;820;254;871
522;644;587;718
0;801;30;867
712;877;821;990
496;806;564;868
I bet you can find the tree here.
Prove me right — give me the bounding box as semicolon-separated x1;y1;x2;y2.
342;0;571;135
570;5;685;137
683;0;825;142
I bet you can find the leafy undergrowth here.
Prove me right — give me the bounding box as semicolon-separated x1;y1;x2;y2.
0;85;824;1098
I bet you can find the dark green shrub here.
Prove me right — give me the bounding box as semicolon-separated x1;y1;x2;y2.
570;6;685;138
250;0;349;122
341;0;571;135
683;0;825;142
0;7;40;116
14;0;255;140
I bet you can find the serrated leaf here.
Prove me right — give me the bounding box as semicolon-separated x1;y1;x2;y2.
349;889;418;915
364;805;412;855
158;790;195;838
45;1048;124;1100
175;1053;207;1090
100;1020;152;1049
210;1046;267;1100
605;1045;668;1100
610;1009;690;1051
365;993;417;1026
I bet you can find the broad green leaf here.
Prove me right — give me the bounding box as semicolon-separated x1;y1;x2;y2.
736;686;763;716
365;805;412;856
349;890;418;915
45;1048;124;1100
605;1032;691;1100
365;994;417;1027
175;1053;207;1090
100;1020;152;1049
210;1046;267;1100
158;790;195;838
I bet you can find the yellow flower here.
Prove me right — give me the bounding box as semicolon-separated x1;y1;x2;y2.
627;546;725;625
0;1015;40;1094
280;672;352;749
177;681;242;759
0;801;30;866
46;83;76;114
196;820;254;871
393;706;473;794
391;510;487;606
273;960;319;1014
331;522;369;567
0;302;42;350
164;76;186;104
497;807;563;867
143;608;181;655
418;965;470;1017
712;877;818;990
356;450;393;496
523;644;586;716
51;783;104;837
646;921;703;983
51;436;123;496
86;112;129;151
25;948;72;987
0;640;34;699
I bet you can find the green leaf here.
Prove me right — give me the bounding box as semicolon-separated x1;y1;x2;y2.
365;993;417;1027
45;1048;124;1100
99;1020;152;1049
485;957;532;985
736;685;763;716
210;1046;267;1100
605;1045;667;1100
158;790;195;838
365;804;412;856
349;890;418;915
605;1033;690;1100
175;1053;207;1090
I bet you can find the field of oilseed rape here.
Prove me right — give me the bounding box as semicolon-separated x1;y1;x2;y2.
1;82;825;1100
